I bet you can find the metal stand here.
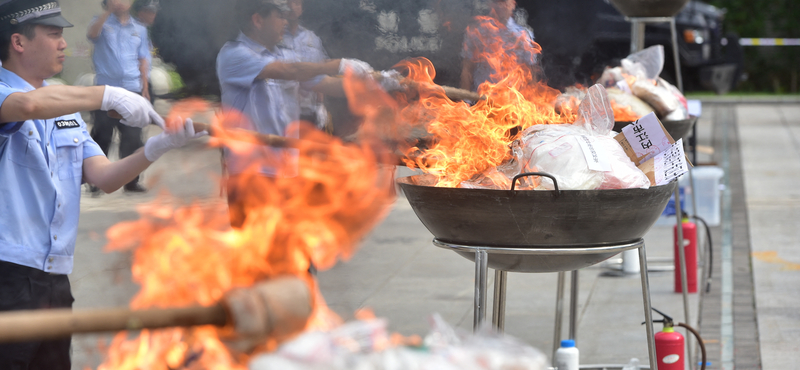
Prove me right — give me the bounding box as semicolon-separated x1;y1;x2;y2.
626;17;696;369
627;16;683;91
433;239;659;370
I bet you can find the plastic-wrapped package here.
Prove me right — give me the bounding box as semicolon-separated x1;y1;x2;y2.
573;84;614;135
657;78;689;120
459;159;524;190
606;87;655;120
248;314;548;370
512;85;650;190
513;125;649;190
596;66;625;88
621;45;664;81
630;79;679;117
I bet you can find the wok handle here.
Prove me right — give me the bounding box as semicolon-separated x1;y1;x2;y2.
511;172;560;195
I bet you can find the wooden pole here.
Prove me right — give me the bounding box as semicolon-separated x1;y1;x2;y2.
0;277;311;343
0;304;228;343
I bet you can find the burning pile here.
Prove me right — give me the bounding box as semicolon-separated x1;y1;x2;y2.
391;20;655;191
95;78;398;369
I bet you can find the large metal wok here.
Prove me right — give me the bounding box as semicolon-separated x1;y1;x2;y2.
398;173;676;272
615;115;698;141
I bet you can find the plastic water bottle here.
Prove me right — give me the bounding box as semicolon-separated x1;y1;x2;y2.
622;358;640;370
554;339;579;370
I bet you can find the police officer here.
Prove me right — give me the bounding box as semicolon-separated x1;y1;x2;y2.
0;1;205;368
131;0;158;104
281;0;330;130
87;0;152;193
460;0;538;92
216;0;374;227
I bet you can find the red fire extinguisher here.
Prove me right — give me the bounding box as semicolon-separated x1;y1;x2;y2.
674;217;697;293
656;324;685;370
646;308;708;370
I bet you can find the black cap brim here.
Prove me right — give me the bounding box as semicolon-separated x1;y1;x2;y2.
28;14;73;28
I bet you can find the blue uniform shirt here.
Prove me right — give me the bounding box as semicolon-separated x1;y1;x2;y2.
132;17;153;78
281;26;328;119
462;17;537;90
0;68;105;274
216;32;323;176
89;13;150;92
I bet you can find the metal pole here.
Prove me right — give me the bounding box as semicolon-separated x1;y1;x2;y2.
474;249;489;331
631;19;646;53
675;185;695;369
638;242;659;370
569;270;579;343
492;269;507;332
670;18;684;92
552;271;566;360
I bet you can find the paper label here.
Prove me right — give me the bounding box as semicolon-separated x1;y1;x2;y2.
654;139;689;185
577;135;611;172
622;112;673;163
616;79;632;94
687;99;702;117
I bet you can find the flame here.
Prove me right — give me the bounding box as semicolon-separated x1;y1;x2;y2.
611;100;642;122
396;17;576;187
96;75;397;368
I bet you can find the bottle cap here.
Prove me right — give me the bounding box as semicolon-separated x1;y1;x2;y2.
560;339;575;347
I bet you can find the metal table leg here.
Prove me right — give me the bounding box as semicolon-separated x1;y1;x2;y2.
552;271;566;360
492;269;507;332
639;242;659;370
569;270;579;343
474;249;489;331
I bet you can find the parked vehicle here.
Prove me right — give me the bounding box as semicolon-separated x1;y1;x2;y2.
519;0;744;93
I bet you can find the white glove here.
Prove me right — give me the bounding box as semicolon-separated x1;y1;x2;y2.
143;118;207;161
339;58;373;77
101;85;165;129
378;70;404;92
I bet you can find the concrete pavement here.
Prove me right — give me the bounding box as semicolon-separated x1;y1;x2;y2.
66;101;799;369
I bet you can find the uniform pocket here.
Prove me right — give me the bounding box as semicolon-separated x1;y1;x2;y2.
7;129;46;171
54;130;85;180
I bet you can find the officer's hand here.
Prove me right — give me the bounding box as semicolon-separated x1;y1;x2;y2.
339;58;373;77
143;117;208;162
101;86;165;129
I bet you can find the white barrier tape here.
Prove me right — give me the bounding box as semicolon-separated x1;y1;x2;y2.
739;38;800;46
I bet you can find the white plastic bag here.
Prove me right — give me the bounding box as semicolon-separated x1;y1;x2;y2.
248;314;548;370
512;85;650;190
621;45;664;81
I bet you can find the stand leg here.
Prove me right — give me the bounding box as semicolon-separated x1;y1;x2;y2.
569;270;579;343
639;243;659;370
474;250;489;331
492;270;507;332
552;271;566;360
670;18;684;92
631;20;646;53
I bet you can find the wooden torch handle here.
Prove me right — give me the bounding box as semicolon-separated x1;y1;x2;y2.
0;276;311;343
0;304;228;343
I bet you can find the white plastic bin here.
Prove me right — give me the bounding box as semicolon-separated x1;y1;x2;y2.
686;166;725;226
656;166;724;226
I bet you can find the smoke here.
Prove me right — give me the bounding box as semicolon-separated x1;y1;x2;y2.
151;0;239;97
152;0;487;97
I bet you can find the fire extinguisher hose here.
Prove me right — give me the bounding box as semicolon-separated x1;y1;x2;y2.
677;322;707;370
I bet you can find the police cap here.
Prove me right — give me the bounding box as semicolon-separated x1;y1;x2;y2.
0;0;73;31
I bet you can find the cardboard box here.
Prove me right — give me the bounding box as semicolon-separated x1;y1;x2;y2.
613;116;676;186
